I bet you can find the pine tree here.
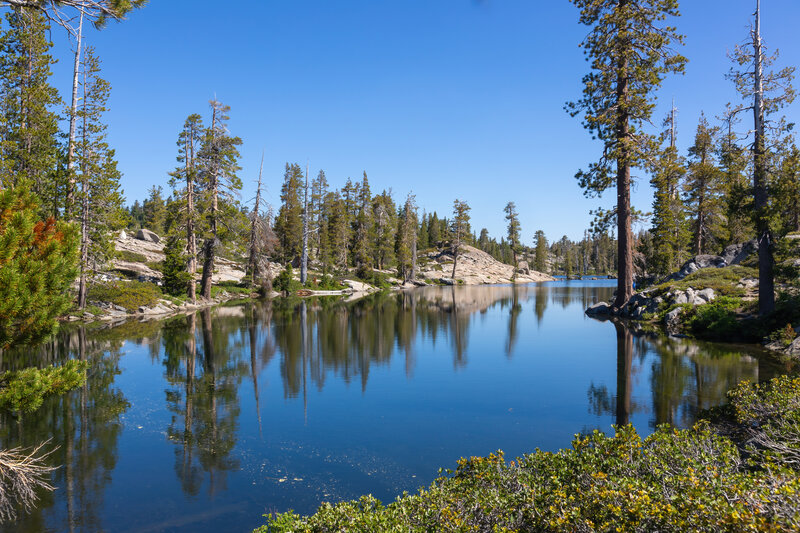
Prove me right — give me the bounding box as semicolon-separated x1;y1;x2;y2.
168;113;204;302
1;1;147;30
396;193;417;281
718;105;753;245
478;228;490;252
162;233;192;296
504;201;521;278
428;211;441;246
352;171;372;273
274;163;303;264
197;99;243;299
324;191;348;270
417;212;429;251
75;47;124;308
567;0;686;307
534;230;548;273
450;199;471;279
371;190;396;269
0;7;62;215
142;184;166;234
684;113;723;255
310;169;328;258
649;106;689;276
775;145;800;234
0;184;78;348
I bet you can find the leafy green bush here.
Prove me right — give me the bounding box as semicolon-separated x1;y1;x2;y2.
0;360;88;413
116;250;147;263
725;375;800;469
304;274;346;290
769;324;798;348
274;265;301;294
258;417;800;532
87;280;162;310
686;296;744;340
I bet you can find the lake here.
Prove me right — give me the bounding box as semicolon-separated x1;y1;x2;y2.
0;281;785;532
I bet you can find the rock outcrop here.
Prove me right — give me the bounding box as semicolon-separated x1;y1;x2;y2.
666;240;758;282
112;232;249;283
417;245;554;285
586;286;717;321
135;228;161;243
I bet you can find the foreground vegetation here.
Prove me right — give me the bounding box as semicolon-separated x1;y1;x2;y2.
258;375;800;532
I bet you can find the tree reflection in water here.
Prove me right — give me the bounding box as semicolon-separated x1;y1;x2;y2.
587;318;771;431
0;323;131;533
0;282;787;532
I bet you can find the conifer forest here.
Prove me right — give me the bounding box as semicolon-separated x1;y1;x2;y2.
1;1;800;532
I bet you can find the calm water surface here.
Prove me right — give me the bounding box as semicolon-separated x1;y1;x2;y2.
0;281;785;532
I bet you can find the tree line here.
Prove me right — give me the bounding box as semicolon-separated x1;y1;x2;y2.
570;0;797;317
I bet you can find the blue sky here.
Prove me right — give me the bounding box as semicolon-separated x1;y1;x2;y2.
43;0;800;243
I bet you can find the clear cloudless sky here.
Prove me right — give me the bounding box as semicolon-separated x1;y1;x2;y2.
41;0;800;242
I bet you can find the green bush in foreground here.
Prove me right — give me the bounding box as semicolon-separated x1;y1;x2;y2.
258;376;800;532
0;360;88;413
0;184;79;349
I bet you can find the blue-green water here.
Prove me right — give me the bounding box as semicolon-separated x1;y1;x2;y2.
0;281;783;532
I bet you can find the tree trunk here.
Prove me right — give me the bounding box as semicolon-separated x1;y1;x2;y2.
301;163;309;285
451;246;458;279
753;0;775;316
248;153;264;286
613;1;634;309
77;177;89;308
410;234;417;281
65;11;83;219
200;238;214;299
186;135;197;303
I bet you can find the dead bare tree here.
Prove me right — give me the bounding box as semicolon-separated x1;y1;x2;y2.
0;441;57;522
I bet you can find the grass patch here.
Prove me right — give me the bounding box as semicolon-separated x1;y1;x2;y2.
145;260;163;273
654;265;756;298
84;305;104;316
210;280;252;298
116;250;147;263
88;280;162;311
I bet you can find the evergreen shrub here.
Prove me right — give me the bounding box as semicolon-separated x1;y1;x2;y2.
0;360;88;413
257;376;800;532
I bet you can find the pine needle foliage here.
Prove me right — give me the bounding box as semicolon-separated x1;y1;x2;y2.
567;0;686;306
0;184;78;349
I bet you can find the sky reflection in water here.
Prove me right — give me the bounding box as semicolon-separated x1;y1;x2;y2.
0;281;784;533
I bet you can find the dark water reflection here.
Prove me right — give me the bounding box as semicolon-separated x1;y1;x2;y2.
0;281;788;533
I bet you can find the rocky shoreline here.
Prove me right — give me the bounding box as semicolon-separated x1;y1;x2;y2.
585;239;800;360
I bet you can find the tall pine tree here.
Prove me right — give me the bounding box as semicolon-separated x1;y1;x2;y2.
568;0;686;308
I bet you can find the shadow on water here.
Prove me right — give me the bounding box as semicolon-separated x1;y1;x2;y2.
0;281;792;532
